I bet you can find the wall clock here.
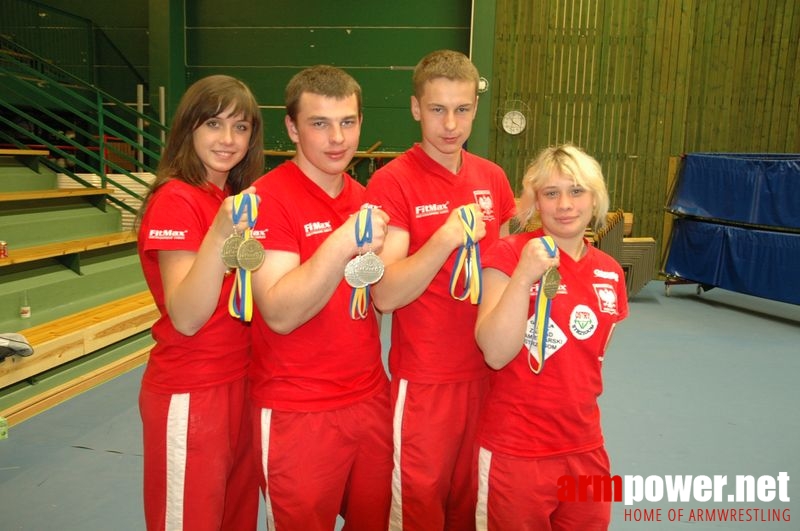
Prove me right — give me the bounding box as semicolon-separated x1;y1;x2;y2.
501;110;527;135
497;99;530;135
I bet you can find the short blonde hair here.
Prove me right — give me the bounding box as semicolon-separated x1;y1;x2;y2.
412;49;479;99
517;143;610;232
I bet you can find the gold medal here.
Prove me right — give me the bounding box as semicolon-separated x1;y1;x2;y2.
236;238;265;271
541;267;561;299
221;233;243;269
355;251;385;285
345;256;367;288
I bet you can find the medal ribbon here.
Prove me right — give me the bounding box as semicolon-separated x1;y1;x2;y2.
529;236;557;374
349;208;372;320
349;279;370;320
449;205;483;304
228;193;259;322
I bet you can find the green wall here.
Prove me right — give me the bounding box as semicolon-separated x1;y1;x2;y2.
181;1;471;152
17;0;150;102
7;0;481;155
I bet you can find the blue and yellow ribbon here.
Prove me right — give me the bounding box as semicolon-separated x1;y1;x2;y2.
349;207;372;320
229;267;254;322
528;236;557;374
449;205;483;304
228;193;259;322
349;279;370;320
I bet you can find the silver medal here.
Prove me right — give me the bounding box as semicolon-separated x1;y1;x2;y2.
355;251;385;285
345;256;367;288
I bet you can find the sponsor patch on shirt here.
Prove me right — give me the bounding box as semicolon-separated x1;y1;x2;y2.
569;304;598;339
593;268;620;282
303;221;332;237
524;316;567;360
414;202;450;218
148;229;188;240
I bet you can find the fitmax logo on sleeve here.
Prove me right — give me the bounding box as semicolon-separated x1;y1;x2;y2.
148;229;188;240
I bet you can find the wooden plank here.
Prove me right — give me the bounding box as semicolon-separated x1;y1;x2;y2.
0;148;50;157
0;292;157;389
768;0;797;150
661;156;681;269
0;231;136;267
0;187;113;203
1;347;150;427
623;212;634;237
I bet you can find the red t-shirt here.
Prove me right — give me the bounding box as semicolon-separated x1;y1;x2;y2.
477;229;629;458
249;161;388;411
365;144;516;383
138;179;250;393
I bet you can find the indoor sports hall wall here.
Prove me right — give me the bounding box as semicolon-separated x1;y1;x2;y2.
4;0;799;243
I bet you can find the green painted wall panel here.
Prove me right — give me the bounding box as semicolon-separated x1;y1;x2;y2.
186;28;468;66
188;0;469;26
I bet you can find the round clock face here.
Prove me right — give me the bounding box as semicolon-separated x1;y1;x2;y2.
501;110;527;135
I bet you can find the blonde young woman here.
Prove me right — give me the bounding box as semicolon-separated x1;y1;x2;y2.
475;143;628;530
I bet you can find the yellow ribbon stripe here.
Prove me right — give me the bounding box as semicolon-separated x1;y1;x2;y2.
449;205;483;304
350;285;369;320
227;193;258;322
349;208;372;320
528;236;556;374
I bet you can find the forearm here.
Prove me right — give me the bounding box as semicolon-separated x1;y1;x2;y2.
164;234;230;335
371;228;457;312
256;234;353;334
476;271;534;369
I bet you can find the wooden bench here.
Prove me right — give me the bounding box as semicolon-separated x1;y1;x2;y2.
1;341;152;426
0;230;137;268
0;187;112;201
0;291;159;426
0;187;114;210
0;148;50;171
0;291;158;393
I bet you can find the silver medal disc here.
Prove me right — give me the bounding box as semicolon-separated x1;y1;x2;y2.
345;256;367;288
355;251;385;285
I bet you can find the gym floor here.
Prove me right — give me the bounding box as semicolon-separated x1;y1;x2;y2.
1;280;798;530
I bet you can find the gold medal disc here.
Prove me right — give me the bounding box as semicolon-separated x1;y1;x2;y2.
221;234;244;269
541;267;561;299
236;238;265;271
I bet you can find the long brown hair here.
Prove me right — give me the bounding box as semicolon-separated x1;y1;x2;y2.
138;75;264;223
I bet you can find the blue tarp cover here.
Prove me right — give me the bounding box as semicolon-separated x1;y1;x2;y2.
668;153;800;230
664;218;800;304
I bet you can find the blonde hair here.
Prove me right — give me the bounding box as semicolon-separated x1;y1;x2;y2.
517;143;610;232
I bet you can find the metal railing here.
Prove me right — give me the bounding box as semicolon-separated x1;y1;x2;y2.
0;35;165;214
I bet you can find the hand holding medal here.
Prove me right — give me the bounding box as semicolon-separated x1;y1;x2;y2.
528;235;559;374
226;192;264;322
449;204;483;305
345;206;385;319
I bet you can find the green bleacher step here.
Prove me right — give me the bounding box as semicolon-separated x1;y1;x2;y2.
0;246;146;332
0;203;122;248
